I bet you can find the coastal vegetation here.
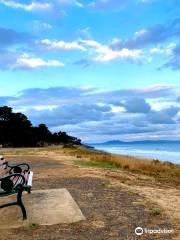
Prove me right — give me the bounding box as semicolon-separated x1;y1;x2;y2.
62;146;180;185
0;106;81;147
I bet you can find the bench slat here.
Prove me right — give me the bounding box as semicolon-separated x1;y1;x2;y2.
12;175;24;187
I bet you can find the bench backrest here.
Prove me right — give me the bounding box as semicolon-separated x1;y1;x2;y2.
0;156;33;194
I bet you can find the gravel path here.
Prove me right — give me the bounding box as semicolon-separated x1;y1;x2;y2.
0;156;176;240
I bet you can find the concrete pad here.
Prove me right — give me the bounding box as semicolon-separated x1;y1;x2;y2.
0;189;86;229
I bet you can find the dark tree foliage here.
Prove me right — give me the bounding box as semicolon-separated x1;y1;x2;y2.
0;106;81;147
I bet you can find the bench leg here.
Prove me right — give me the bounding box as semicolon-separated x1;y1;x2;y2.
17;188;27;220
27;187;31;194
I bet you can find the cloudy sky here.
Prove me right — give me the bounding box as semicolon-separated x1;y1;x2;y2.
0;0;180;143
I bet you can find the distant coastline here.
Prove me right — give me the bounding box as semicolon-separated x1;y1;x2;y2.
90;140;180;164
92;140;180;145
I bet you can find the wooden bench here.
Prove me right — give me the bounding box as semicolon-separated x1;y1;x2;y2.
0;155;33;220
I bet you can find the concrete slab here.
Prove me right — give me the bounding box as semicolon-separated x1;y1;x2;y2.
0;189;86;229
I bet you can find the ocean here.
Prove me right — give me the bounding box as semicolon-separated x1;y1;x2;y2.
91;142;180;165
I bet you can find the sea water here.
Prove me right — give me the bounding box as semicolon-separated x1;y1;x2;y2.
91;142;180;164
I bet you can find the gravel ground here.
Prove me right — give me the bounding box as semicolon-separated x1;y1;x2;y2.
0;156;176;240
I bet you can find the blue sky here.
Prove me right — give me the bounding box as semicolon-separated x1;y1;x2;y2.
0;0;179;142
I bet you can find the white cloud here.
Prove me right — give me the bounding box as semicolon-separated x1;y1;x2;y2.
150;43;176;55
148;98;179;111
77;27;91;39
88;0;133;11
79;39;102;48
33;20;52;30
135;29;147;37
15;53;64;69
94;47;143;62
111;106;125;113
79;39;146;63
74;0;83;7
111;38;122;45
0;0;51;12
37;39;86;51
54;0;83;7
0;0;83;12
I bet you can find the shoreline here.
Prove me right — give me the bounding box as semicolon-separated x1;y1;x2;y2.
1;145;180;185
90;143;180;165
82;144;180;167
68;145;180;185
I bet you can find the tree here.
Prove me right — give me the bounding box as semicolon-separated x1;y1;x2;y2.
0;106;81;147
0;106;35;147
57;131;81;145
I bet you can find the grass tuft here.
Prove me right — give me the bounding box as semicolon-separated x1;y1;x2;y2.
29;223;39;230
150;208;162;216
75;159;119;169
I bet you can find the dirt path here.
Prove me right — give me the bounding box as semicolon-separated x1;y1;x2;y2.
0;152;179;240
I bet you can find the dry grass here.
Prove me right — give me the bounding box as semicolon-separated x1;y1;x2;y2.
61;146;180;185
0;145;179;184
